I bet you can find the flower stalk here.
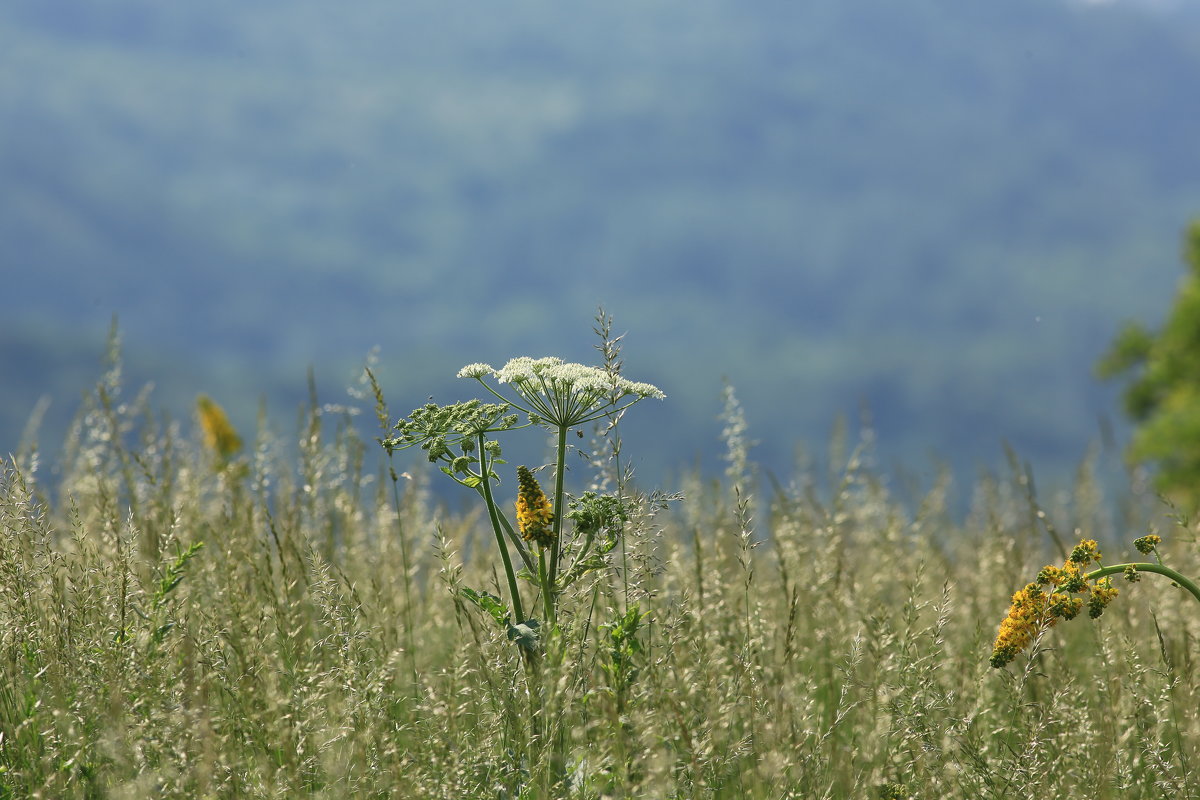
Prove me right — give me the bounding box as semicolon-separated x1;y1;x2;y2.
373;323;663;792
458;356;663;629
990;534;1200;668
381;351;662;639
482;433;525;623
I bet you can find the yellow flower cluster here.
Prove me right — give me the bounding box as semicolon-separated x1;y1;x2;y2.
516;466;554;548
197;395;242;463
1134;534;1162;555
990;582;1052;669
1089;577;1119;619
990;539;1118;668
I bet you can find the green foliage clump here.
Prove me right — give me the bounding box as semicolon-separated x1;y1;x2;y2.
1098;220;1200;503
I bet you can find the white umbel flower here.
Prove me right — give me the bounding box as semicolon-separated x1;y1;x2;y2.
459;356;664;428
456;362;494;380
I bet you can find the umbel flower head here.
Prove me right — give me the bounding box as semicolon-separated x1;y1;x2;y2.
385;400;518;457
516;466;554;548
459;357;664;429
990;538;1119;668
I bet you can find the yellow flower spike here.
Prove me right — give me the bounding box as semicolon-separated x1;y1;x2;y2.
1036;564;1063;586
1134;534;1161;555
1088;577;1119;619
515;466;554;548
1059;561;1088;594
990;582;1053;668
1069;539;1102;566
992;535;1200;668
197;395;242;464
1048;592;1084;621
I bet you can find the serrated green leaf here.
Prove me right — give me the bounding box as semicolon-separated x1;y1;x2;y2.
460;587;509;628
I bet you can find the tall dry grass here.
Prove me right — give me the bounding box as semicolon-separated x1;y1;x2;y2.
1;351;1197;799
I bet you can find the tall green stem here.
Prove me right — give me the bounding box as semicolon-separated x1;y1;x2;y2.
538;549;552;623
545;425;570;626
1088;562;1200;606
388;461;419;689
475;484;533;573
478;433;525;622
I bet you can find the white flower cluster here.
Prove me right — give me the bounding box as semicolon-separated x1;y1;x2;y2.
457;356;664;427
463;357;664;399
456;363;493;380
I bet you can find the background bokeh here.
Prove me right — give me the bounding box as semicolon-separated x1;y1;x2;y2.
4;0;1200;502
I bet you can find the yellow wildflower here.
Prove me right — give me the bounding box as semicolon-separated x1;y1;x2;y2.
1048;592;1084;621
197;395;242;463
992;538;1129;668
1036;564;1063;586
1134;535;1161;555
1088;577;1119;618
1058;561;1088;593
1069;539;1101;566
991;582;1053;668
516;466;554;548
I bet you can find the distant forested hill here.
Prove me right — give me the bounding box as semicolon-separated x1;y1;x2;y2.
3;0;1200;494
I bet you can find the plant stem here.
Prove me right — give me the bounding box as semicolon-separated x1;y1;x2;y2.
546;425;570;626
478;433;525;622
387;460;419;689
1088;562;1200;606
475;484;534;573
538;548;552;623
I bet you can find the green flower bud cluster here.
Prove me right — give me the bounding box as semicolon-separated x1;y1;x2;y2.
567;491;629;541
381;399;519;486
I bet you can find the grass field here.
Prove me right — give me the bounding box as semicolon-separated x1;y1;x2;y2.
2;342;1199;799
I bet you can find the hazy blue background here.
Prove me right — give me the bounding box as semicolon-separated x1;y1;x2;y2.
4;0;1200;499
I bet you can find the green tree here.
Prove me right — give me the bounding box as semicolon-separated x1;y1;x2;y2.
1098;219;1200;502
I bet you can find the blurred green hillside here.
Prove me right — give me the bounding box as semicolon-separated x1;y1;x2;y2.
3;0;1200;492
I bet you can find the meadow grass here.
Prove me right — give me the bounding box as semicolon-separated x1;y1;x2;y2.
2;346;1199;799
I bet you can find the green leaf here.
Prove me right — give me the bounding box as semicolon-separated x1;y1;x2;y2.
460;587;509;628
507;618;541;653
151;622;176;645
457;474;483;489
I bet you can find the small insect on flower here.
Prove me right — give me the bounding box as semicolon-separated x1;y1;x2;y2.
516;466;555;548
